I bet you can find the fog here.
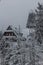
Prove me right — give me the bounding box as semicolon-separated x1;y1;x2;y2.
0;0;43;30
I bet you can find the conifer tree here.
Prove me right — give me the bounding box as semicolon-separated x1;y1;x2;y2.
26;12;36;28
35;2;43;44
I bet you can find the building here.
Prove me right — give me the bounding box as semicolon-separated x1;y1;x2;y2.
2;25;17;42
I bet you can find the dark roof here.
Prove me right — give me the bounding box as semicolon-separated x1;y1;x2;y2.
7;25;12;30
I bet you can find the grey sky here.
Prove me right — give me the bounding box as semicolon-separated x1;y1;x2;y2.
0;0;43;30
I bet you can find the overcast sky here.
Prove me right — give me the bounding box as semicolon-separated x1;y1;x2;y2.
0;0;43;30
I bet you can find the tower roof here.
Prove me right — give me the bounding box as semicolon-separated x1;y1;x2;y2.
7;25;12;30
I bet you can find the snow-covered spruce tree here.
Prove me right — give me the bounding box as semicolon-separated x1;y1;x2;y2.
26;11;36;65
27;32;41;65
0;39;12;65
35;2;43;44
35;3;43;64
8;25;22;65
28;32;36;65
26;10;41;65
26;11;36;29
15;25;27;65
